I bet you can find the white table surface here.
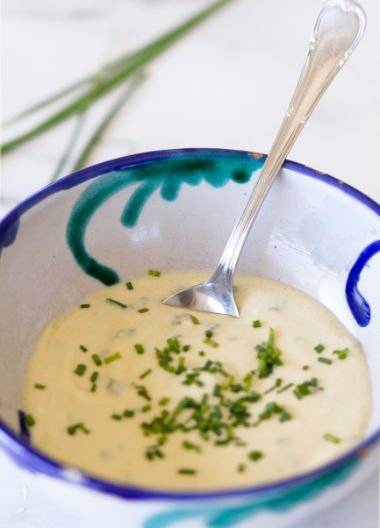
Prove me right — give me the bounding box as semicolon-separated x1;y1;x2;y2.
1;1;379;526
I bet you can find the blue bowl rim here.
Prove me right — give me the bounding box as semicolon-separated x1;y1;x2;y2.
0;147;379;501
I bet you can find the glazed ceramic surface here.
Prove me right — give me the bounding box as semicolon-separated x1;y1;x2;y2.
0;149;379;528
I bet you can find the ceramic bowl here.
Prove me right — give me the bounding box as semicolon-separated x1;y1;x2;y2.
0;148;379;528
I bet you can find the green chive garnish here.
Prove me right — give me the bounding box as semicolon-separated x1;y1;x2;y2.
146;445;164;460
141;404;152;413
90;371;99;383
34;383;46;390
158;397;170;406
67;422;90;435
324;433;341;444
106;297;127;309
333;348;350;360
302;365;310;371
248;450;263;462
138;307;149;313
79;344;88;352
255;328;283;378
293;378;321;399
124;409;135;418
80;304;90;309
182;344;191;352
203;337;219;348
134;343;145;355
104;352;122;364
277;382;294;394
237;463;246;473
190;314;200;325
25;414;35;427
148;269;161;277
134;384;151;401
74;364;87;376
198;350;205;357
252;320;262;328
91;354;102;366
264;378;282;394
318;357;332;365
205;329;213;338
314;344;325;353
182;440;202;453
90;383;97;393
140;368;152;380
178;468;196;475
126;281;134;290
111;414;123;421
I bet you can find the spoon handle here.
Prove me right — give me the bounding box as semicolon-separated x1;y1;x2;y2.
212;0;366;286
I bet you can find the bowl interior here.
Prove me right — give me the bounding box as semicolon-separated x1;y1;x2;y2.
0;148;379;484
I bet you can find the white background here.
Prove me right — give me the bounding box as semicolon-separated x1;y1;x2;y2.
1;0;379;526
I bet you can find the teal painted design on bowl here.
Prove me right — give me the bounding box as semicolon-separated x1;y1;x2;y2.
66;152;264;285
144;458;357;527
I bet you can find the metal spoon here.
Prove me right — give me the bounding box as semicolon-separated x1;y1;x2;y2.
163;0;366;316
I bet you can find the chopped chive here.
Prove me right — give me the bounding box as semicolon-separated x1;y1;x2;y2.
333;347;350;360
74;364;87;376
146;445;164;460
25;414;35;427
91;354;102;366
111;413;123;421
182;440;202;453
104;352;122;364
90;383;97;392
264;378;282;394
126;281;134;290
242;372;253;392
324;433;341;444
302;365;310;371
182;344;191;352
134;343;145;355
293;377;321;399
205;329;213;338
124;409;135;418
314;344;325;353
80;303;90;309
141;404;152;413
138;307;149;313
248;450;263;462
134;384;152;401
148;269;161;277
252;320;262;328
67;422;90;435
198;350;205;357
34;383;46;390
255;328;283;378
237;463;247;473
140;368;152;380
190;314;200;325
159;397;170;406
177;468;196;475
106;297;127;309
79;345;88;352
203;337;219;348
277;382;294;394
318;357;332;365
90;371;99;383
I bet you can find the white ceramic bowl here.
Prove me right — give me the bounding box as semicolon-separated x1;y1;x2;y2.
0;148;379;528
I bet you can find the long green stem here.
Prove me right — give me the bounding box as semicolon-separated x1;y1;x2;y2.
2;52;134;127
50;111;87;182
1;0;233;156
72;73;145;172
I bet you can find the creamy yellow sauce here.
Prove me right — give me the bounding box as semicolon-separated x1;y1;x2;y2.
24;272;371;490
